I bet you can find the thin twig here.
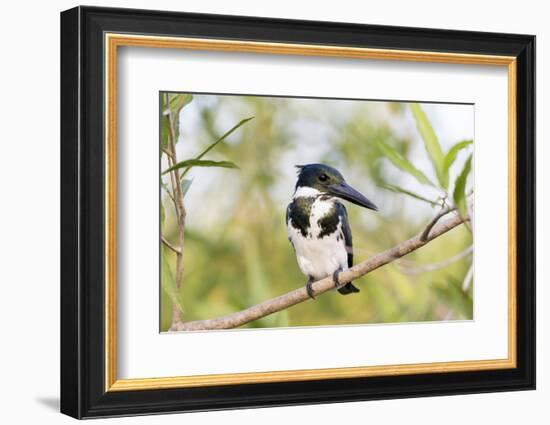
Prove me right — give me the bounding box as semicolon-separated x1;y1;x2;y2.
420;207;455;241
161;146;174;159
170;212;467;331
395;245;473;275
462;263;474;291
161;236;181;255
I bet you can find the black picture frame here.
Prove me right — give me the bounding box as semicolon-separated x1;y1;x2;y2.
61;5;535;419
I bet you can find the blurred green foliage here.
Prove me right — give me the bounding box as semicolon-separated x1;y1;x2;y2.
160;93;474;331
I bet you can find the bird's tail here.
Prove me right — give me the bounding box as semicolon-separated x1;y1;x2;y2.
337;282;360;295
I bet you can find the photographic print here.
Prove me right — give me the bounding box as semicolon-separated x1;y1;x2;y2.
61;8;535;417
159;93;474;332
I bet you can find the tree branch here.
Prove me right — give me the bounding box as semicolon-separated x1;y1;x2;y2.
170;212;468;332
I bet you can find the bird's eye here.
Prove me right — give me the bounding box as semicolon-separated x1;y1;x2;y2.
318;173;329;182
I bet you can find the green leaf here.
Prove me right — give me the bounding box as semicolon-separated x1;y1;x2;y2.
160;179;171;195
160;201;165;226
160;115;170;147
197;117;254;160
410;103;446;188
452;154;473;217
167;94;193;117
375;138;435;187
444;140;472;177
160;93;170;147
178;117;254;178
160;94;193;146
171;95;193;145
161;245;185;314
181;178;193;197
382;183;439;206
162;159;239;175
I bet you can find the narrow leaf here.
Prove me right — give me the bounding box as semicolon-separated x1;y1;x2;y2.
160;114;170;147
410;103;446;188
452;154;473;217
163;93;193;115
162;159;239;175
160;179;171;195
444;140;472;176
160;93;170;147
161;94;193;145
382;184;439;206
181;178;193;197
197;117;254;160
169;93;193;116
375;138;435;187
177;117;254;179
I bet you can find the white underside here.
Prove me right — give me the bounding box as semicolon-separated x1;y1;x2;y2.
287;196;349;280
293;186;322;198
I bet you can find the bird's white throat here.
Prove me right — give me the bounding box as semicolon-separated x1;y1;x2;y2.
293;186;322;199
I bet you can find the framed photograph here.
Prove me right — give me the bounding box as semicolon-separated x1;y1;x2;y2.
60;6;535;419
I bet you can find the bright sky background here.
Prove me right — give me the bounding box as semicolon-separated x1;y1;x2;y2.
166;95;474;230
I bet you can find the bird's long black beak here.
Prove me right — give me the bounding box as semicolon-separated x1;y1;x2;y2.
328;182;378;211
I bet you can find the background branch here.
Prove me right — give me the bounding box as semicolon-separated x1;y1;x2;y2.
395;245;473;275
170;212;468;331
420;206;454;241
161;236;181;255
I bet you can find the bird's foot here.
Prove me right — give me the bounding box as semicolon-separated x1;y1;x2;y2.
333;268;342;289
305;277;316;300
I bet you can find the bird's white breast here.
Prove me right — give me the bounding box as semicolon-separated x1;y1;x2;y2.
287;197;348;280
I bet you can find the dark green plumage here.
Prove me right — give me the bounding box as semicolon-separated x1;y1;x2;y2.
286;196;314;237
333;203;360;295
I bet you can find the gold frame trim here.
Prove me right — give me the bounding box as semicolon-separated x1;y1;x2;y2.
104;33;518;392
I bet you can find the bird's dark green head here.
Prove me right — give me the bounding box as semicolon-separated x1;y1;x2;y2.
294;163;378;211
295;164;345;191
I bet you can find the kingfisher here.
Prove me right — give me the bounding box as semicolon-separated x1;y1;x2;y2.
286;164;378;299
